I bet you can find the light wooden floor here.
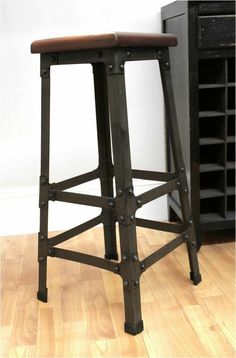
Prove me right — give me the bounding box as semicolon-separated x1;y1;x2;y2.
1;227;235;358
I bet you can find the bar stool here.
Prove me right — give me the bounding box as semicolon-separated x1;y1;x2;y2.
31;32;201;335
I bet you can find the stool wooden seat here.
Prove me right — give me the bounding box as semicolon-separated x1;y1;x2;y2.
31;31;177;53
31;32;201;336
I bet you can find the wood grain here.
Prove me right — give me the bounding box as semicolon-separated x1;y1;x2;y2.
1;227;235;357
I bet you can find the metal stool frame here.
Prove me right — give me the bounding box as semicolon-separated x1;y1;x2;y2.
37;46;201;335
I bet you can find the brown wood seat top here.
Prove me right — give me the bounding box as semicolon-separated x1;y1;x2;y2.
31;32;177;54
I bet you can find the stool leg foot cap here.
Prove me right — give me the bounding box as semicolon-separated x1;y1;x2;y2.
124;320;144;335
37;289;48;302
190;272;202;285
105;253;118;260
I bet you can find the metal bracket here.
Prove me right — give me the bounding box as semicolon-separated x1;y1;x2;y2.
114;187;137;225
156;48;170;71
106;49;126;75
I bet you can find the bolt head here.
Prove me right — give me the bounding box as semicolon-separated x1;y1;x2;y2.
137;199;142;207
123;280;129;287
141;263;145;269
134;280;139;287
40;201;46;208
38;256;44;263
133;255;138;261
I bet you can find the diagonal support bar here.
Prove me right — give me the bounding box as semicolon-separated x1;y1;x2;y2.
132;169;177;182
136;217;187;234
140;235;184;271
137;178;178;206
51;190;113;209
50;169;99;191
50;247;119;273
49;215;102;246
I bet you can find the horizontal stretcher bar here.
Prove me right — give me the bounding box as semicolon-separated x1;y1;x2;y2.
140;235;185;270
48;247;119;274
50;189;113;209
136;218;187;234
49;215;101;246
132;169;177;182
50;169;99;191
137;178;178;205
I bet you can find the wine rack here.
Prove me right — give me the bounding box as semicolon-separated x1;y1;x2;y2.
162;1;235;246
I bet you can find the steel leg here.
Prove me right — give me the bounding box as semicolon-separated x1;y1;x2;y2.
93;63;118;260
37;59;50;302
159;49;201;285
106;68;143;334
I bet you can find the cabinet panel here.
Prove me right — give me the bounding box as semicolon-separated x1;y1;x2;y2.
162;1;235;245
198;15;235;49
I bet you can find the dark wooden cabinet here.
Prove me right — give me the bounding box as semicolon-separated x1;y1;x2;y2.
161;1;235;246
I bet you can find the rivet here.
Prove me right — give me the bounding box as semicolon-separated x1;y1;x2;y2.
48;248;53;255
39;234;45;241
165;62;169;66
42;68;47;74
189;220;193;225
51;55;57;62
117;190;123;196
108;64;113;70
133;255;138;261
126;51;131;57
141;263;145;269
180;167;184;172
137;199;142;207
122;255;127;261
41;178;47;185
134;280;139;287
40;201;46;208
158;50;162;56
48;192;54;199
128;188;133;196
115;266;120;272
120;64;124;71
130;215;135;222
119;216;125;222
123;280;129;287
184;188;188;193
38;256;44;263
176;182;180;186
109;201;114;208
184;234;189;240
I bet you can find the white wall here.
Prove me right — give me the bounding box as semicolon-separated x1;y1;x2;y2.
0;0;171;236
